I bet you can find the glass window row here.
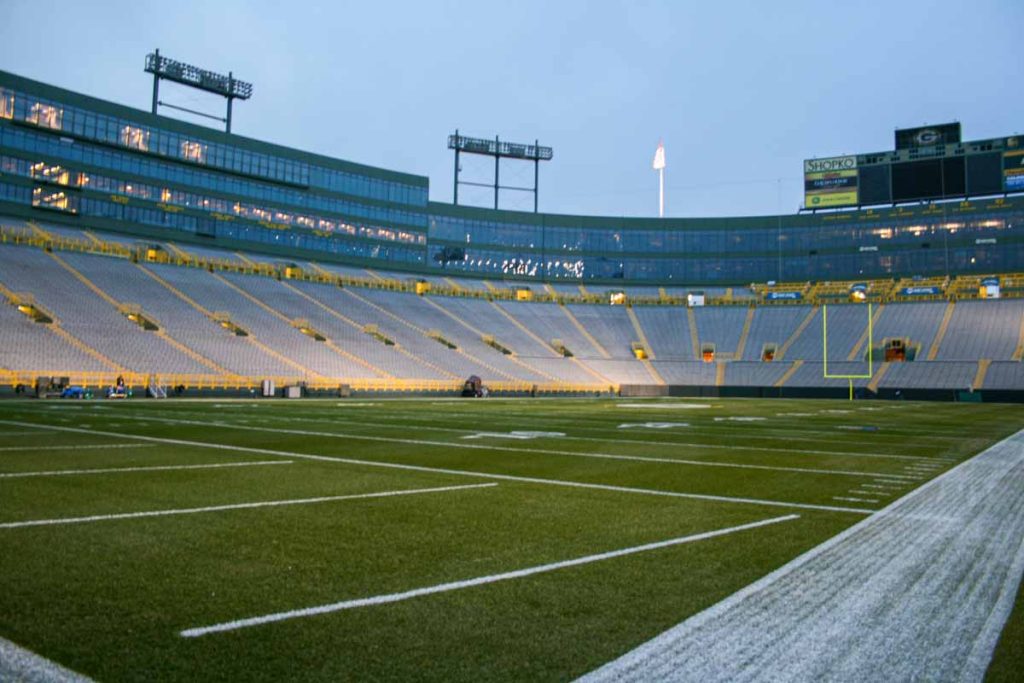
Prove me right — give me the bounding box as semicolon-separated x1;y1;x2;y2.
2;175;1016;283
426;243;1022;284
1;180;426;264
0;154;424;246
0;124;427;229
0;86;427;206
429;213;1018;256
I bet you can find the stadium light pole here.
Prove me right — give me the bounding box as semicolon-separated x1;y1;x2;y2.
144;50;253;134
653;140;666;217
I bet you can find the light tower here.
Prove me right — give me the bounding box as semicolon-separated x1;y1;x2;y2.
653;140;666;217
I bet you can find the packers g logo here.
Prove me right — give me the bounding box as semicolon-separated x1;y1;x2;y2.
914;129;940;145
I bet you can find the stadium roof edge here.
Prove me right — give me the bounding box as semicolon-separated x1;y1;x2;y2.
427;194;1024;232
0;68;429;188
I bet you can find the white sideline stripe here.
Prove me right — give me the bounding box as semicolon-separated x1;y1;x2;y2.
0;421;877;515
581;428;1024;681
88;415;917;481
0;483;497;529
180;513;800;638
833;496;879;503
0;460;293;479
0;444;156;452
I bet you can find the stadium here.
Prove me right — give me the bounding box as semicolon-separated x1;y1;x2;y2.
0;42;1023;682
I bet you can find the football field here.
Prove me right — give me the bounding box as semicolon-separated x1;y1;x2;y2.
1;397;1022;681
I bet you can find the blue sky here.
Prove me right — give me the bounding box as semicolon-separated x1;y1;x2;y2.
1;0;1021;218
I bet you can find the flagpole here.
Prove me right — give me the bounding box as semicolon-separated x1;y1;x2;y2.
653;140;666;218
659;167;664;218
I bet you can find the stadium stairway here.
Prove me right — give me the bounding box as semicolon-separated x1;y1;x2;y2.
927;301;956;360
733;307;756;360
340;287;525;382
847;303;886;360
164;243;196;263
420;297;561;382
305;262;333;279
47;323;124;373
442;277;464;292
50;247;234;378
27;220;51;241
152;329;235;377
212;273;383;380
487;301;562;358
974;359;992;390
625;306;656;360
81;230;106;248
640;358;666;385
715;362;726;387
135;264;212;316
279;280;458;380
234;252;259;268
572;357;616;386
867;362;891;392
46;252;210;375
218;272;397;378
0;279;20;305
773;360;803;387
686;307;700;358
48;251;120;309
137;264;315;379
776;306;819;360
1015;323;1024;362
560;305;611;359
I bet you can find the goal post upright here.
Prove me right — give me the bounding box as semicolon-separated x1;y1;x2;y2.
822;303;874;399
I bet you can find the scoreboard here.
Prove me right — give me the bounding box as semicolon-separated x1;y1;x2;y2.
804;124;1024;210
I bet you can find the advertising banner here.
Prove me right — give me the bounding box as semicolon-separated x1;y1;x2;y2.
899;286;941;296
804;156;858;208
1004;150;1024;192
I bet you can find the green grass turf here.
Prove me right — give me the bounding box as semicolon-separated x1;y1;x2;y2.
987;578;1024;683
0;397;1021;681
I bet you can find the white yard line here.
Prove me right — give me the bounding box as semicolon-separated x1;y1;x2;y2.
0;483;497;530
0;460;293;479
181;514;800;638
0;636;93;682
580;428;1024;682
72;415;918;481
0;420;878;515
0;444;156;452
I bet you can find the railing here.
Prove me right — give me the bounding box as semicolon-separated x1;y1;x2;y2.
0;370;611;395
1;224;1021;315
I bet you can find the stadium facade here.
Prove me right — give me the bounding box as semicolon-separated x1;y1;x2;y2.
1;69;1021;286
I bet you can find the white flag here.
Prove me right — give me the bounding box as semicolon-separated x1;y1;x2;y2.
652;140;666;170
